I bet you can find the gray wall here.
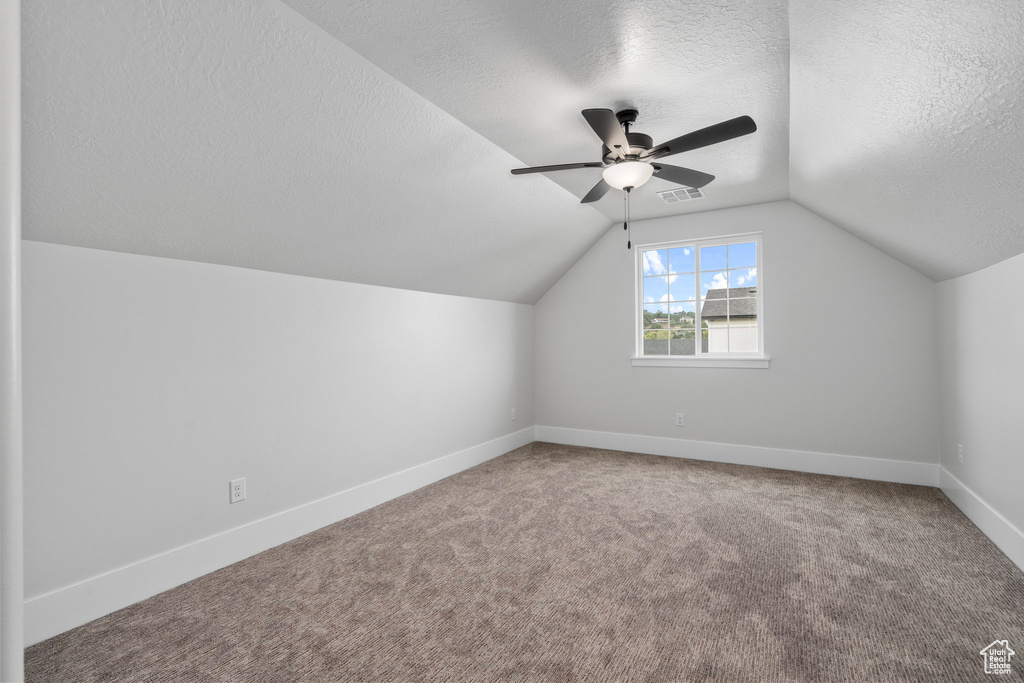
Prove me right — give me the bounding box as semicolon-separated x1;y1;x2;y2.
22;241;534;604
938;250;1024;534
535;200;940;464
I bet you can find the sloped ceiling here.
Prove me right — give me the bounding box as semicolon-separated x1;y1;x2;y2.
790;0;1024;281
280;0;791;223
21;0;1024;304
21;0;611;304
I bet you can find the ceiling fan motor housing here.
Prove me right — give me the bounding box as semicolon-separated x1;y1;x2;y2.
602;132;653;164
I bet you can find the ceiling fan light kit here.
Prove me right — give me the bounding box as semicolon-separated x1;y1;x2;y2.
602;161;654;190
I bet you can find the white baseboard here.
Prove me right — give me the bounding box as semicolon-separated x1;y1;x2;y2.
939;467;1024;573
24;427;536;646
535;425;939;487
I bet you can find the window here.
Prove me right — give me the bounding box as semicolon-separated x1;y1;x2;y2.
634;233;767;368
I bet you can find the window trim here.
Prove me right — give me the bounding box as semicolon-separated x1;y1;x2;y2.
631;231;769;368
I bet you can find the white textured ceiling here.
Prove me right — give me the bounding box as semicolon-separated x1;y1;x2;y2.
21;0;1024;302
281;0;791;222
790;0;1024;281
22;0;611;304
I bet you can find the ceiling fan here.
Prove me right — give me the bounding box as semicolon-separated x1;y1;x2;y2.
510;108;757;203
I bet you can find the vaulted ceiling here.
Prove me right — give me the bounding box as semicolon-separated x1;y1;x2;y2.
790;0;1024;281
21;0;1024;303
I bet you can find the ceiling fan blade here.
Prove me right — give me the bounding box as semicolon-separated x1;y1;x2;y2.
644;115;757;160
582;109;630;159
510;162;605;175
581;178;611;203
651;164;716;188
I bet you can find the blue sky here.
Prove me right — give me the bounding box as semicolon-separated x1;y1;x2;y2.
642;242;757;312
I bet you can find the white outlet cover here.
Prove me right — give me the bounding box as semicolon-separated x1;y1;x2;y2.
229;477;246;504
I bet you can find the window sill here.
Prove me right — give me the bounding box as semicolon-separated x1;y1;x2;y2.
631;355;770;369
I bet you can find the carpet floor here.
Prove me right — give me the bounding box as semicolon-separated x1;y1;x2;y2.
26;442;1024;682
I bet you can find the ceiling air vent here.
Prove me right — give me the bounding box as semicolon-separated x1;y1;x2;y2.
657;187;705;203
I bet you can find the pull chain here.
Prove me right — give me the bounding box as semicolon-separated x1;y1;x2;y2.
623;191;628;231
624;186;632;249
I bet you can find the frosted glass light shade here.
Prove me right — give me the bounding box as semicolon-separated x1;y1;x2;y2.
602;161;655;190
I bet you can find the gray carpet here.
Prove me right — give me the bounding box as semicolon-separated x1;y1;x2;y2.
26;442;1024;682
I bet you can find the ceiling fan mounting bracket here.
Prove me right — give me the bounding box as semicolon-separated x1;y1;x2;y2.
616;109;639;127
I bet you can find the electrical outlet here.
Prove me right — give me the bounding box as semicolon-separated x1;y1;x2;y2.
511;408;517;421
675;413;684;427
229;477;246;504
958;444;963;464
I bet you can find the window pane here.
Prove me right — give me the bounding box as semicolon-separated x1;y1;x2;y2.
728;267;757;288
728;322;758;353
700;290;727;327
701;271;728;295
642;329;670;356
670;330;696;356
705;318;729;353
643;276;668;306
668;274;695;302
642;249;668;276
729;242;756;269
669;302;696;329
643;303;670;330
700;244;727;271
728;297;758;352
668;246;694;274
727;296;757;320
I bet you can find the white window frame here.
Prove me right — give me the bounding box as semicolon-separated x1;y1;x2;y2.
632;231;769;368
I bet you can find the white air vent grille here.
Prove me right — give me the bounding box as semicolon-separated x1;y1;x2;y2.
657;187;705;203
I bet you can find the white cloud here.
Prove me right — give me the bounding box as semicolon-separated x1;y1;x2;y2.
736;267;756;286
704;272;728;290
660;294;670;303
642;250;667;275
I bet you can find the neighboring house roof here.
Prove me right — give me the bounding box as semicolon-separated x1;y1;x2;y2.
701;288;757;320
